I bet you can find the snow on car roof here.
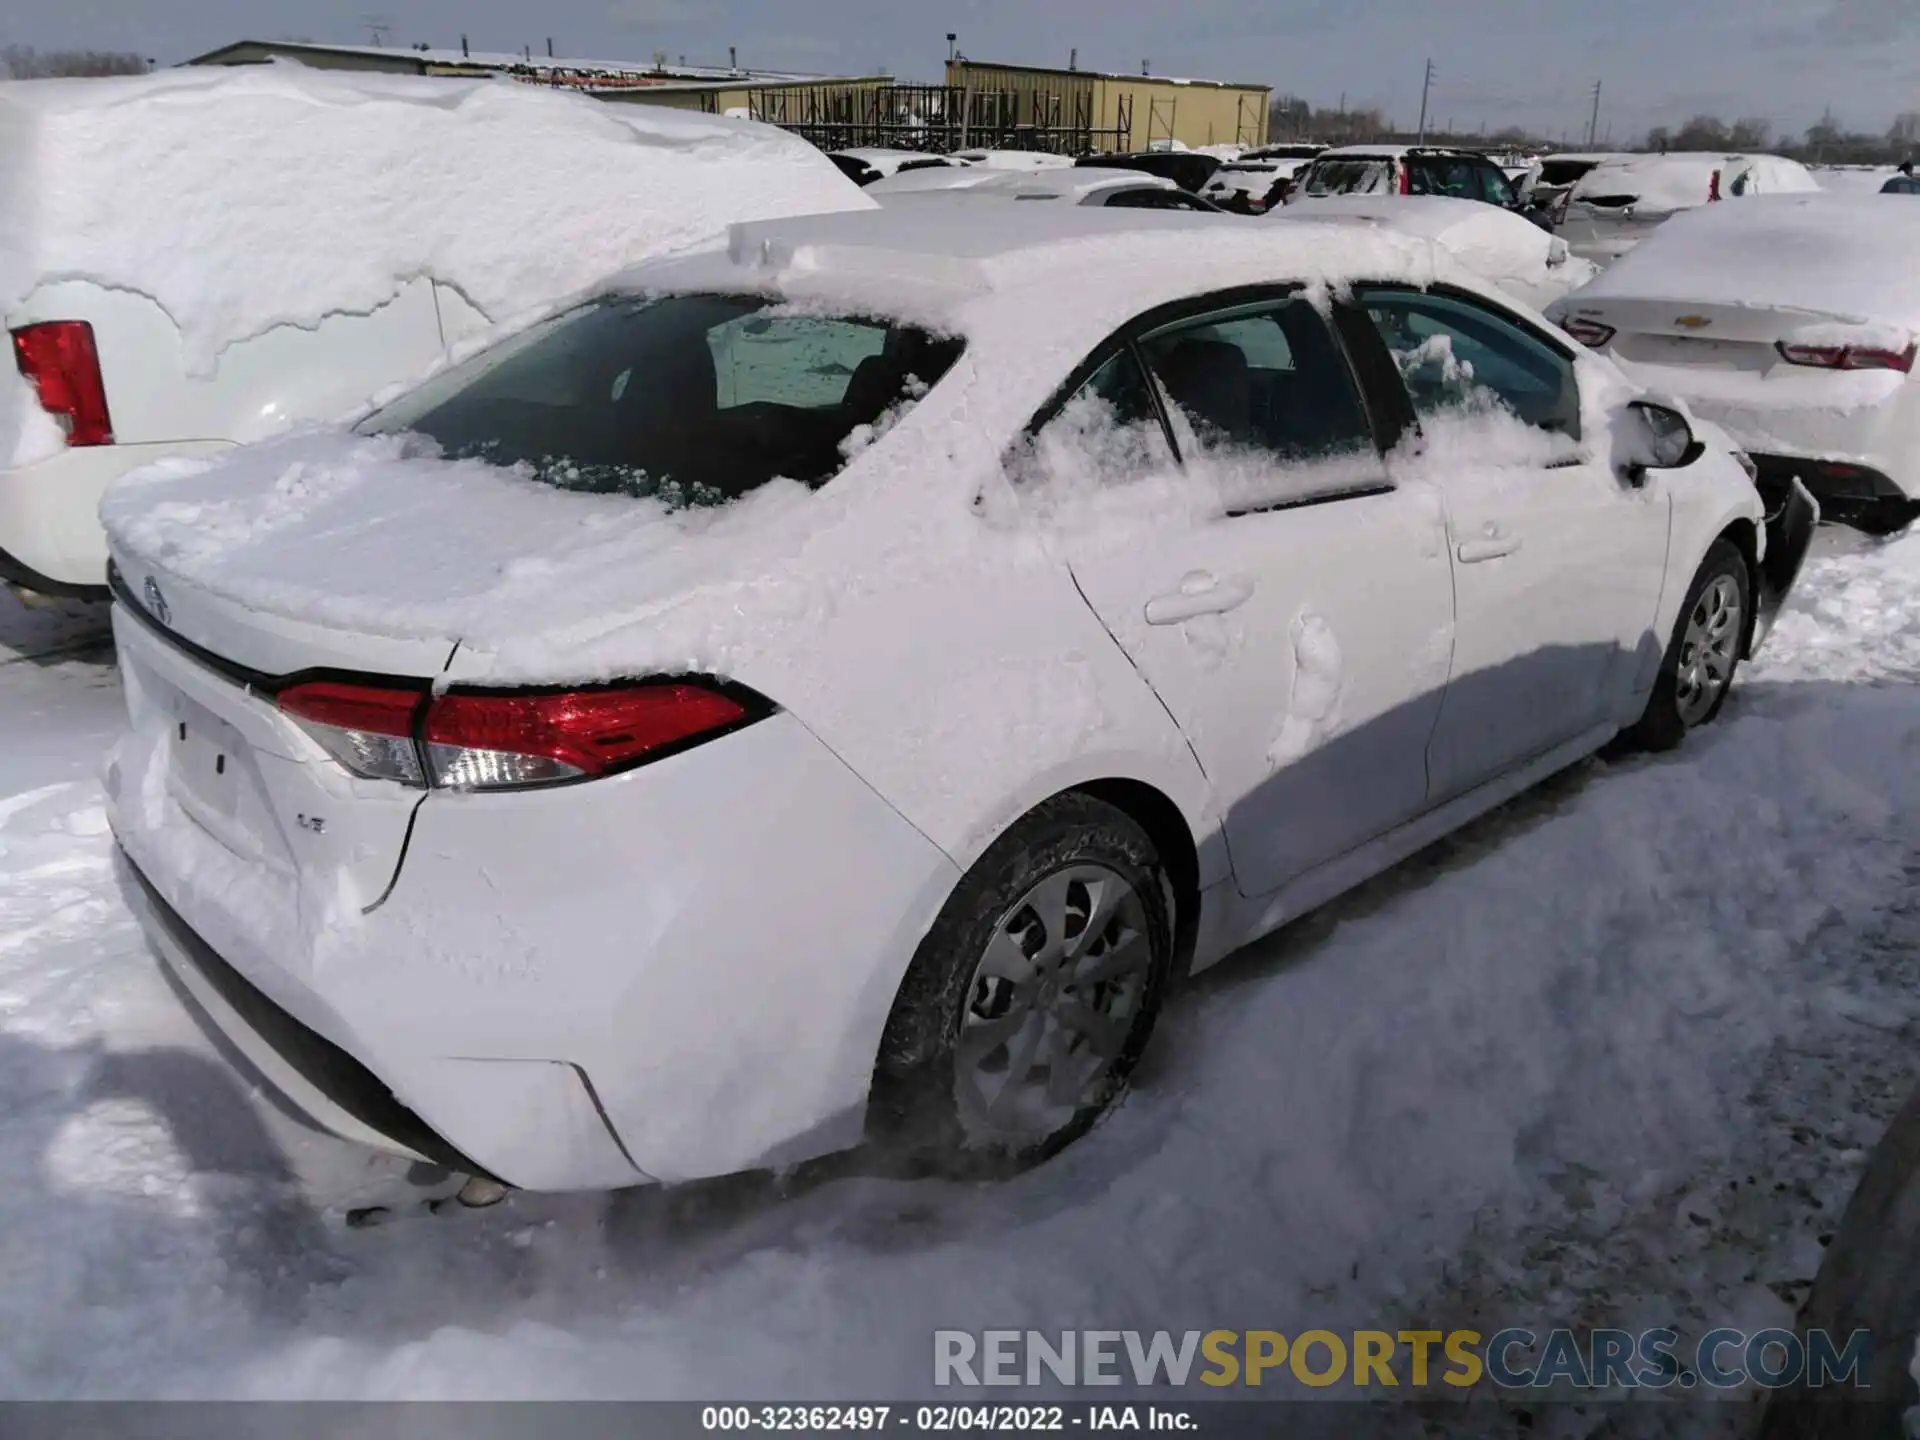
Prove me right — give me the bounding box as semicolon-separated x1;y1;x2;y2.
0;65;869;375
614;203;1446;336
1568;151;1816;208
867;166;1177;203
1570;192;1920;332
831;147;944;162
1313;144;1481;160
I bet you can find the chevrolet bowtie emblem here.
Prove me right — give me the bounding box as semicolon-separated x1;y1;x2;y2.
1675;315;1713;329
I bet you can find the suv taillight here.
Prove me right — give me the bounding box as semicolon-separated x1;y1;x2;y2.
10;321;114;446
277;678;758;791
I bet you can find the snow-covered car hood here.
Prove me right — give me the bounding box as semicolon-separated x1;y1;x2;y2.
1273;194;1598;308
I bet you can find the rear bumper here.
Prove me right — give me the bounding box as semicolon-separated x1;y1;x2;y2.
1750;453;1909;504
0;440;233;591
106;609;963;1187
119;849;499;1180
0;543;106;601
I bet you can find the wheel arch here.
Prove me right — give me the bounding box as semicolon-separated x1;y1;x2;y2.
1715;515;1764;657
1070;777;1204;977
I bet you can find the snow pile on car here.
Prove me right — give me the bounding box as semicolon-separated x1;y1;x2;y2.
0;65;870;383
1273;193;1598;308
1573;193;1920;332
101;212;1453;675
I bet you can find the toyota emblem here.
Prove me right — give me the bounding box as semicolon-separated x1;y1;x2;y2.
142;576;170;627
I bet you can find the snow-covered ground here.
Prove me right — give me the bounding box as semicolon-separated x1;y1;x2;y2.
0;525;1916;1405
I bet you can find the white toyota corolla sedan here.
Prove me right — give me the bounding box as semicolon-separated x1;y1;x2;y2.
101;207;1815;1194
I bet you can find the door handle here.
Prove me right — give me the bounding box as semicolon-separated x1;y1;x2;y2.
1457;527;1521;563
1144;572;1255;625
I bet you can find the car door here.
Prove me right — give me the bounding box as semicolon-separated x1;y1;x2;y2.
1349;285;1671;802
1026;289;1457;897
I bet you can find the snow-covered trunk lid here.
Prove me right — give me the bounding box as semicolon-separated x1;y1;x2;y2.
1566;298;1891;371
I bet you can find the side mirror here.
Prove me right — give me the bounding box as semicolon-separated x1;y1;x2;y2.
1619;401;1706;485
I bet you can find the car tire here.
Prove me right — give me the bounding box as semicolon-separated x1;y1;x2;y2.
1626;538;1751;753
867;792;1175;1178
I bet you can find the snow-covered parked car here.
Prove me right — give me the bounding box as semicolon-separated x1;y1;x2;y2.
0;66;869;601
1290;144;1536;218
825;148;960;186
949;148;1075;171
1273;194;1599;310
1556;151;1819;262
1199;143;1324;213
1549;193;1920;533
1521;151;1626;211
869;164;1221;210
100;207;1813;1194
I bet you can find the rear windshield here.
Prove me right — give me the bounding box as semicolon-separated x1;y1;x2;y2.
1538;159;1598;186
358;293;965;506
1300;158;1393;196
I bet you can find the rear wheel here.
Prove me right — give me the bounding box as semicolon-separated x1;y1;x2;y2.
867;793;1175;1177
1626;538;1750;752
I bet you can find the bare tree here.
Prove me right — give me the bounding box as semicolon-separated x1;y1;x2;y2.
1671;113;1731;149
1728;116;1770;149
1;45;149;79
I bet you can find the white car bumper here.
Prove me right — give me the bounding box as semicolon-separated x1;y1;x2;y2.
107;633;962;1190
1;440;233;594
1614;357;1918;503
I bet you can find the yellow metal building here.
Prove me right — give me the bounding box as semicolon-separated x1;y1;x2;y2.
944;58;1269;152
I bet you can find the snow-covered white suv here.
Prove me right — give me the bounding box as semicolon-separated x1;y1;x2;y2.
0;66;866;600
1556;152;1820;262
102;206;1813;1194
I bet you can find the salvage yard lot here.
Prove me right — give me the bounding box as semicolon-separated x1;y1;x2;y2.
1;523;1914;1404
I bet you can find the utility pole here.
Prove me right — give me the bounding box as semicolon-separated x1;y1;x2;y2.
1416;58;1434;145
1586;79;1602;149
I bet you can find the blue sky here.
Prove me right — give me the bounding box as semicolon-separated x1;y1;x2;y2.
11;0;1918;141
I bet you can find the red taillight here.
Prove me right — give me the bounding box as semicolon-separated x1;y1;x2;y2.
424;684;749;789
1775;341;1917;373
10;321;113;446
278;681;427;785
1397;164;1411;195
1561;317;1616;348
277;677;754;790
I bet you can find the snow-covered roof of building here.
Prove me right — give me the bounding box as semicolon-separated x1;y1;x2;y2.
188;37;833;84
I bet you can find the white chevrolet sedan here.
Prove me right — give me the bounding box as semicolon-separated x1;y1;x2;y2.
102;208;1813;1193
1549;193;1920;535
